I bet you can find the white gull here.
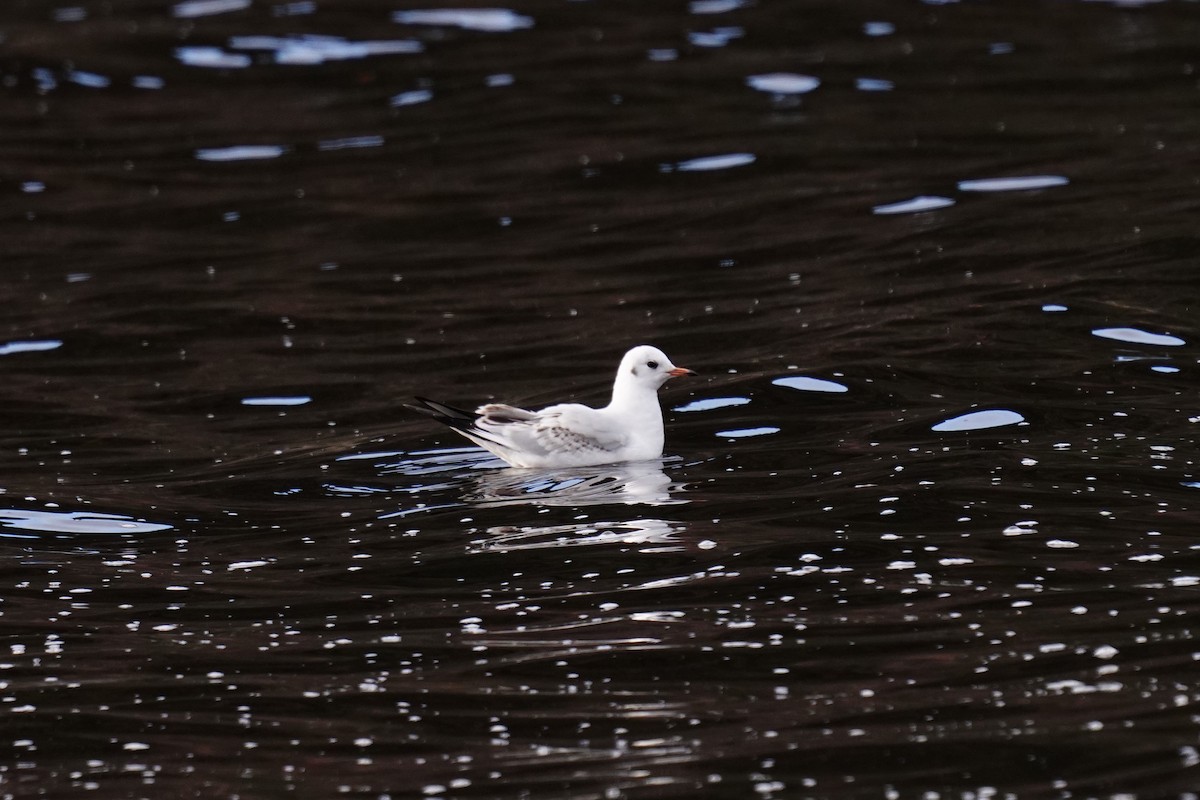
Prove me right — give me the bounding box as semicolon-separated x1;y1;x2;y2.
409;345;695;468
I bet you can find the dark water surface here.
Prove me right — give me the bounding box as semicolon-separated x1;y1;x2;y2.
3;1;1200;797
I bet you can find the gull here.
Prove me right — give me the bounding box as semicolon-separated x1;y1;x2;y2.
408;345;695;468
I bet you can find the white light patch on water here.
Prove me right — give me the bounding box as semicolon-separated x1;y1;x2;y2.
716;426;780;438
746;73;820;94
228;560;271;571
0;509;172;534
174;0;249;17
772;376;849;393
175;47;252;68
229;35;422;64
855;77;894;91
0;339;62;356
196;145;286;161
277;1;315;14
392;89;433;107
864;21;895;36
393;9;534;32
873;195;955;215
674;397;750;412
1042;303;1068;312
1003;520;1038;536
241;396;312;406
318;136;385;151
932;409;1025;432
670;153;756;172
1047;539;1080;549
957;175;1069;192
690;0;745;12
1151;365;1179;374
68;71;110;88
688;27;743;47
1092;327;1185;347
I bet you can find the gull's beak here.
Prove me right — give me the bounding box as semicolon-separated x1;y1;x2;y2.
667;367;696;378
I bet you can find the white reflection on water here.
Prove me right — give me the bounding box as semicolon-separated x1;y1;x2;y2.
1092;327;1186;347
688;27;745;47
746;72;820;94
855;77;894;91
393;9;534;32
173;0;249;18
469;518;684;554
667;153;756;172
958;175;1068;192
674;396;750;412
467;461;685;507
340;446;502;474
690;0;747;13
175;46;252;69
391;89;434;107
228;35;422;64
932;409;1026;432
772;376;848;393
716;426;779;438
0;339;62;356
873;195;955;215
195;145;286;162
0;509;173;535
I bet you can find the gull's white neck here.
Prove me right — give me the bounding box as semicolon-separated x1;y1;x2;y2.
606;367;665;454
607;369;659;412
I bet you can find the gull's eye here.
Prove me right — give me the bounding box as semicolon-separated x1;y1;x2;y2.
647;360;659;369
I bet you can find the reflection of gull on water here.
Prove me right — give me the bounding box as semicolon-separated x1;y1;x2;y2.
469;518;684;554
466;460;686;508
333;449;686;519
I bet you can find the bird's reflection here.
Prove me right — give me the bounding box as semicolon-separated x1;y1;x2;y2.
469;517;684;554
465;460;686;508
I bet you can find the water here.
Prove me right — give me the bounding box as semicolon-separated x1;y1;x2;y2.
2;1;1200;797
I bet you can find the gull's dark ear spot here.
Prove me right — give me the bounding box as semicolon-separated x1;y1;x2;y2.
630;366;639;376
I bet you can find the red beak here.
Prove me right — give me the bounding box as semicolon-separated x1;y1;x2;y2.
668;367;696;377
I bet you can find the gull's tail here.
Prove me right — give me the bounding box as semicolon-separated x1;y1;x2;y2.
407;397;515;461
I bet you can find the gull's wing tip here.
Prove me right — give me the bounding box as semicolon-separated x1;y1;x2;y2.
408;396;478;423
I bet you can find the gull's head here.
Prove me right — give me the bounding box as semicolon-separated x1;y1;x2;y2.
618;345;695;391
